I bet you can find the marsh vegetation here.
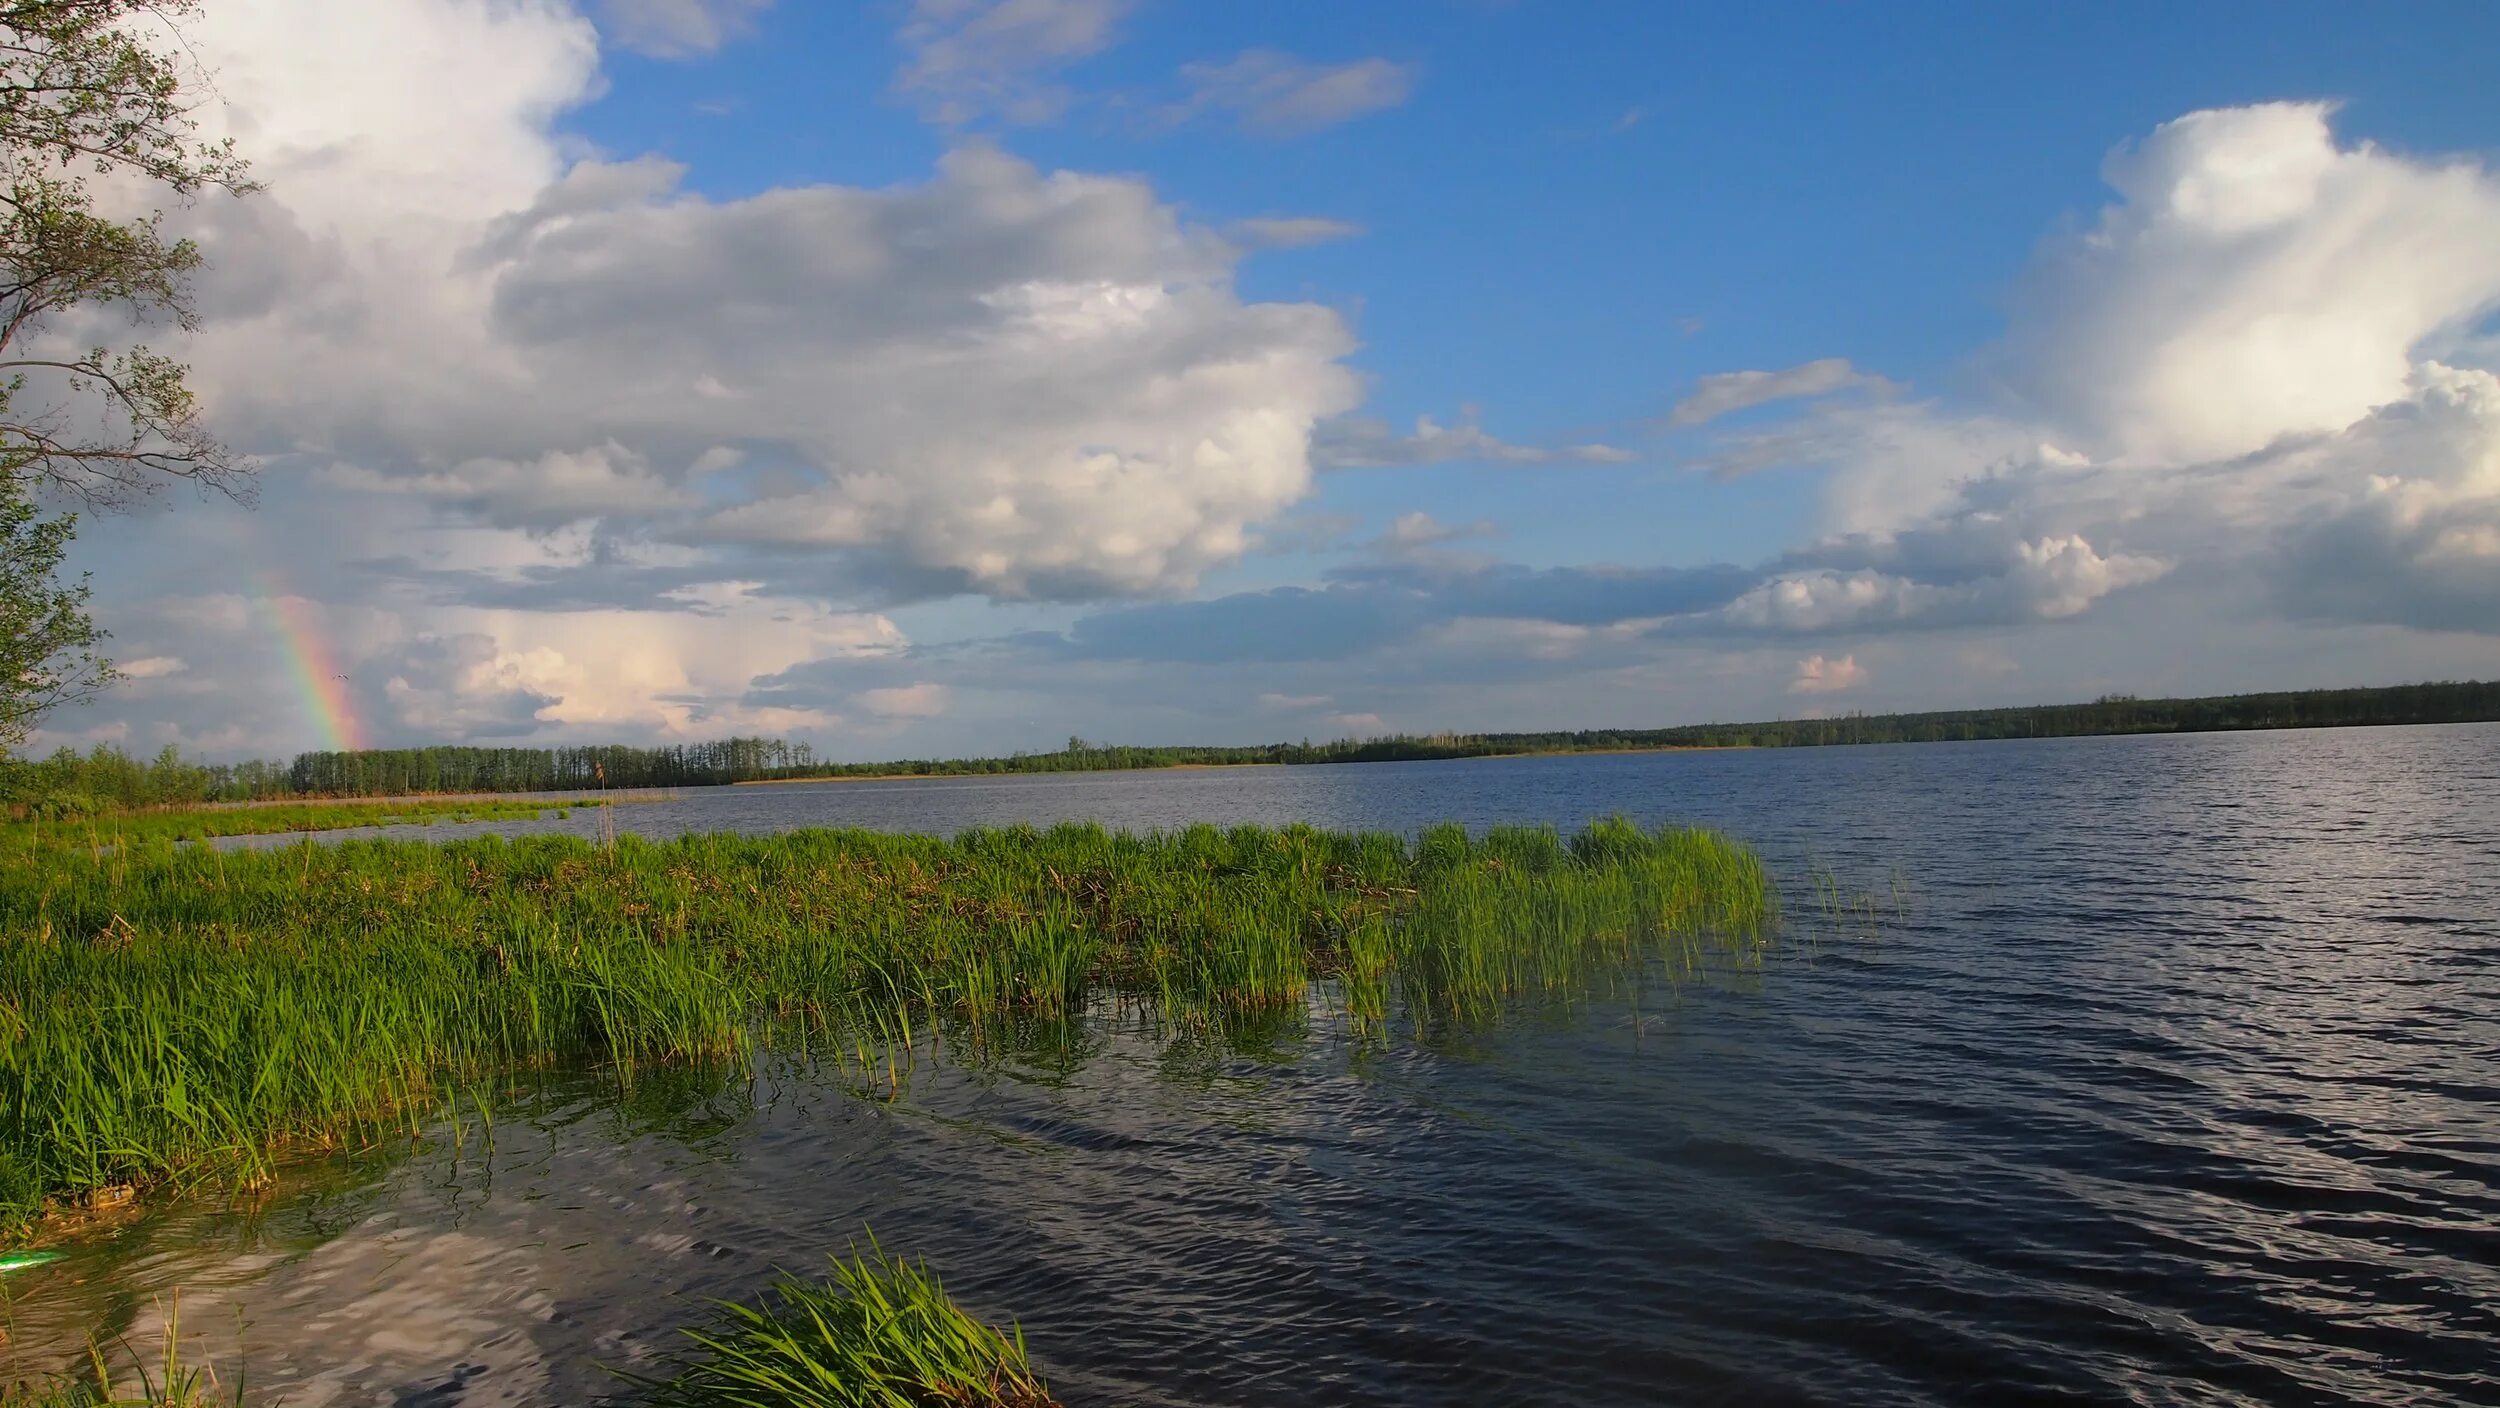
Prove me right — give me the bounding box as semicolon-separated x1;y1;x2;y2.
3;796;593;844
2;816;1780;1404
0;818;1773;1235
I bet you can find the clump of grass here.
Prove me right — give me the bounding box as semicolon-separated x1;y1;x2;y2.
633;1246;1055;1408
0;818;1776;1231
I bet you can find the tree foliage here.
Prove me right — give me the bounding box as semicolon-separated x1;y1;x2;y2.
0;473;101;746
0;1;252;747
0;0;254;507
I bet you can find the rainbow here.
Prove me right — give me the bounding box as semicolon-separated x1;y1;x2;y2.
255;572;367;752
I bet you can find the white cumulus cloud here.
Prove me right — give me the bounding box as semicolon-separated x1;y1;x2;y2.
153;5;1361;606
2004;102;2500;465
1690;102;2500;643
2007;535;2171;619
1789;654;1867;694
1722;570;1938;633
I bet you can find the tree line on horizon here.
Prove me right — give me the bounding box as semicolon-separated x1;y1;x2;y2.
6;679;2495;810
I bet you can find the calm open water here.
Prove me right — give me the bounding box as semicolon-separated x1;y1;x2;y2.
11;726;2499;1405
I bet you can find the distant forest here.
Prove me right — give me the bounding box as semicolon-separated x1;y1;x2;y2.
10;679;2497;806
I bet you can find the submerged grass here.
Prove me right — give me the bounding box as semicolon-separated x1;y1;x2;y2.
0;818;1773;1231
2;1253;1045;1408
630;1245;1056;1408
1;1297;239;1407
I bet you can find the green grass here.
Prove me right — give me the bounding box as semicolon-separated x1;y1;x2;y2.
631;1245;1056;1408
2;798;590;848
0;818;1774;1232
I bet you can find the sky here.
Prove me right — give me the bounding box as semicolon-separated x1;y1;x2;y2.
33;0;2500;761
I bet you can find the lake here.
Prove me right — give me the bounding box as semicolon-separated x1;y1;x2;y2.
12;725;2499;1405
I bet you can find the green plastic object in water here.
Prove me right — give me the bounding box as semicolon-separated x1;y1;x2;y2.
0;1250;64;1274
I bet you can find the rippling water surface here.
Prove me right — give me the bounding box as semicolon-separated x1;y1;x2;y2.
13;726;2500;1405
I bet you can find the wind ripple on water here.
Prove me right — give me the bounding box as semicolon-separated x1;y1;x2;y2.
13;724;2499;1406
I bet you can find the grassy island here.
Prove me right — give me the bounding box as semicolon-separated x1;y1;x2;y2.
633;1247;1059;1408
6;797;597;845
0;818;1772;1235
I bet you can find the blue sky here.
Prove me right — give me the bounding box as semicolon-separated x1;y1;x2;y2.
590;3;2497;471
38;0;2500;760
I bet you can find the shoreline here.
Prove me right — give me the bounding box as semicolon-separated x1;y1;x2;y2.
732;760;1295;786
723;744;1757;786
